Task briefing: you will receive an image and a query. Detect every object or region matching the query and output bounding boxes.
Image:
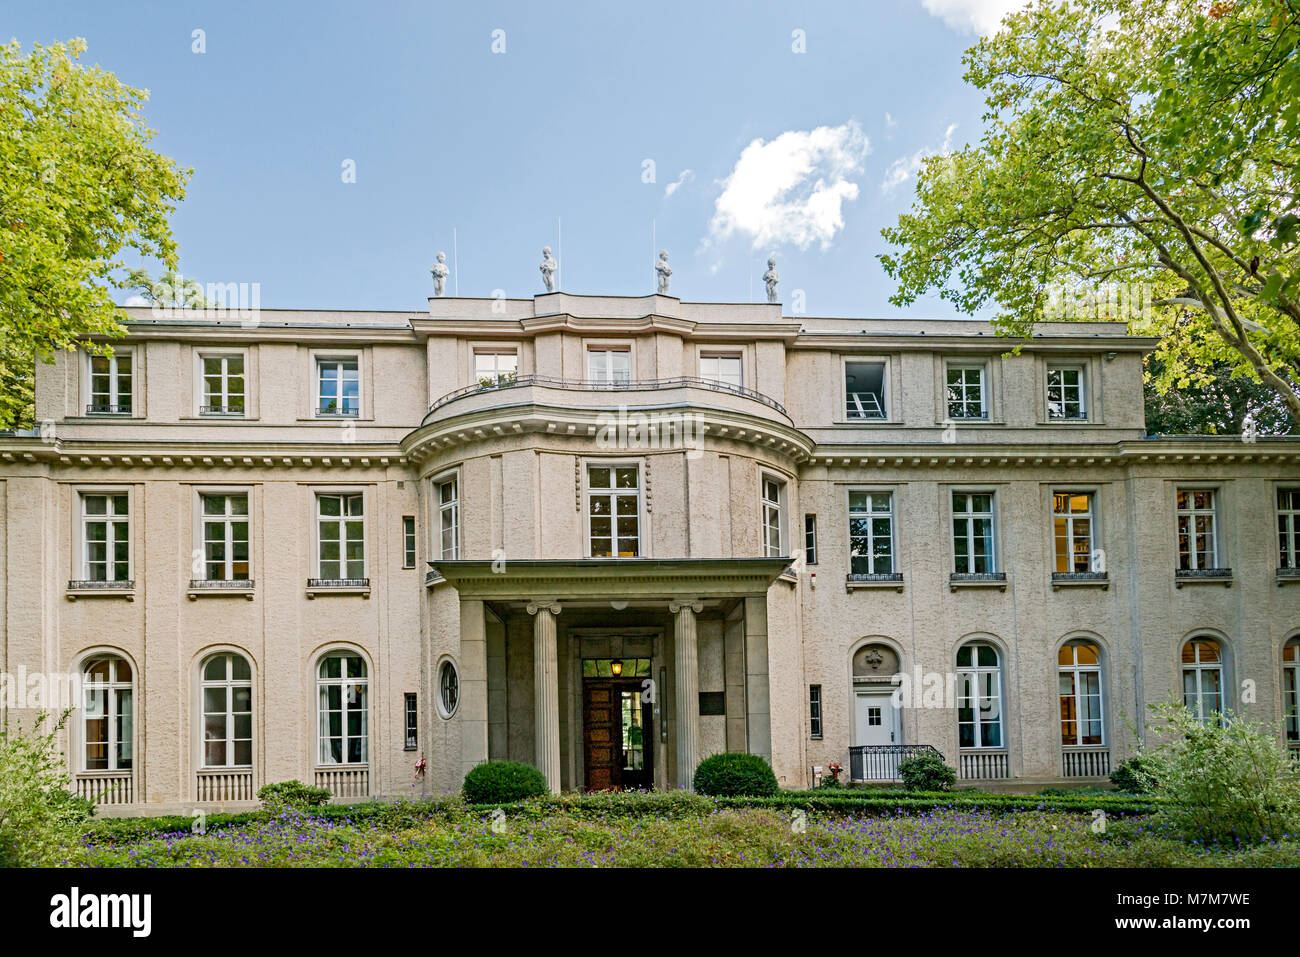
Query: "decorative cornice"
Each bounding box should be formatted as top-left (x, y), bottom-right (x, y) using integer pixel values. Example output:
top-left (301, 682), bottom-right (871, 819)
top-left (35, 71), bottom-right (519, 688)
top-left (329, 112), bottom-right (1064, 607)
top-left (0, 440), bottom-right (408, 470)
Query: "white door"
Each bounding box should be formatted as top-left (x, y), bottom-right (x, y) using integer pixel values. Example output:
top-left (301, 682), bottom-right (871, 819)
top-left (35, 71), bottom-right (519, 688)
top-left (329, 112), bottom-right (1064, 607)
top-left (855, 692), bottom-right (897, 747)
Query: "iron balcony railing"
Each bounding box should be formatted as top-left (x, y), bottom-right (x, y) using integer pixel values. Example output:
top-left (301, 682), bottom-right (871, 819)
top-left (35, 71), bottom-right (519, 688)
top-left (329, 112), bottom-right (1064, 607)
top-left (199, 404), bottom-right (245, 416)
top-left (189, 578), bottom-right (254, 590)
top-left (85, 404), bottom-right (131, 415)
top-left (849, 744), bottom-right (943, 782)
top-left (307, 578), bottom-right (370, 588)
top-left (427, 374), bottom-right (789, 417)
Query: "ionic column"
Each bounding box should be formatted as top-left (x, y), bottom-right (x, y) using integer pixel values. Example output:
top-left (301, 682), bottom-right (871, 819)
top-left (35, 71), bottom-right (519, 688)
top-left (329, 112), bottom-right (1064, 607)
top-left (526, 600), bottom-right (562, 793)
top-left (670, 599), bottom-right (704, 789)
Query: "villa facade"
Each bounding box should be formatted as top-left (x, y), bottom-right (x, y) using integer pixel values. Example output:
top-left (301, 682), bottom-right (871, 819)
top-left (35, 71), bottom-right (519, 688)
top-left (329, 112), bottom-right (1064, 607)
top-left (1, 291), bottom-right (1299, 814)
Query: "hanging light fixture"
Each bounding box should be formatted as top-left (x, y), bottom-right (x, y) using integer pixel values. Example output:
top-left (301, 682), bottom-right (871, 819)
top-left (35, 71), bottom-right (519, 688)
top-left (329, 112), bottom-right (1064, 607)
top-left (610, 659), bottom-right (623, 676)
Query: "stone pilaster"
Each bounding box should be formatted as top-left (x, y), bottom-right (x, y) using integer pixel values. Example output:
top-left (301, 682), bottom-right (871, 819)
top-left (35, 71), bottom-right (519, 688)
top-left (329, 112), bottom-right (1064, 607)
top-left (526, 600), bottom-right (562, 793)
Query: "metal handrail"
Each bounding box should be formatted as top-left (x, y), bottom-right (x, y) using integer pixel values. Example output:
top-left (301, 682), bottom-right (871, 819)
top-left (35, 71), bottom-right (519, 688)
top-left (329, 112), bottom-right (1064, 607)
top-left (427, 374), bottom-right (789, 418)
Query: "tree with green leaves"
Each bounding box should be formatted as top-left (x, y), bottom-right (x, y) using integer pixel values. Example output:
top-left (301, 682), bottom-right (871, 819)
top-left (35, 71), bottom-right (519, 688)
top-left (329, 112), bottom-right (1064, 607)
top-left (880, 0), bottom-right (1300, 429)
top-left (0, 38), bottom-right (189, 430)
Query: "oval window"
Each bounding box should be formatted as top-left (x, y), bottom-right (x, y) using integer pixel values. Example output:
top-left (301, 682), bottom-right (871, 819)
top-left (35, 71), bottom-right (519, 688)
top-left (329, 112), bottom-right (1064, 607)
top-left (438, 660), bottom-right (459, 718)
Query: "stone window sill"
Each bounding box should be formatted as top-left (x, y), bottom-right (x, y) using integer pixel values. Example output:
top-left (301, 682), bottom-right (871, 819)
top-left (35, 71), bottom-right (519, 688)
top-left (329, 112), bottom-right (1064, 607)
top-left (1051, 572), bottom-right (1109, 590)
top-left (949, 572), bottom-right (1008, 592)
top-left (846, 573), bottom-right (904, 592)
top-left (1174, 569), bottom-right (1233, 588)
top-left (188, 579), bottom-right (255, 600)
top-left (66, 581), bottom-right (135, 601)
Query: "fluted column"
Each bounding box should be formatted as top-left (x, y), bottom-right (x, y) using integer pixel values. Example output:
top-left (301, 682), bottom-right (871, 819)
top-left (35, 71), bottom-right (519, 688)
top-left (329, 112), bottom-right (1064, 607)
top-left (670, 599), bottom-right (704, 789)
top-left (526, 600), bottom-right (562, 793)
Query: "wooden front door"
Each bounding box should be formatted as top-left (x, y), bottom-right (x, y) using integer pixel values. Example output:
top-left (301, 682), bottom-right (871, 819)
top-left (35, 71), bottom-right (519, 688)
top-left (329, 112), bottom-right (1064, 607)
top-left (583, 679), bottom-right (654, 791)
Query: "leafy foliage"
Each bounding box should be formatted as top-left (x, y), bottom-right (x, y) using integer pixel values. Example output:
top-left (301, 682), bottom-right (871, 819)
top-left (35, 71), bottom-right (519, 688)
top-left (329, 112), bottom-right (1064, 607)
top-left (1144, 356), bottom-right (1296, 434)
top-left (257, 779), bottom-right (331, 811)
top-left (0, 710), bottom-right (95, 866)
top-left (881, 0), bottom-right (1300, 425)
top-left (461, 761), bottom-right (549, 804)
top-left (0, 38), bottom-right (189, 429)
top-left (1109, 754), bottom-right (1161, 795)
top-left (897, 752), bottom-right (958, 791)
top-left (692, 752), bottom-right (780, 797)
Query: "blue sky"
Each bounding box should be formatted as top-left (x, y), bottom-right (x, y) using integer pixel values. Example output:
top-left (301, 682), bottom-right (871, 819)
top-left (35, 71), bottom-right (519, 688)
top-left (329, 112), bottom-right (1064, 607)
top-left (10, 0), bottom-right (1022, 316)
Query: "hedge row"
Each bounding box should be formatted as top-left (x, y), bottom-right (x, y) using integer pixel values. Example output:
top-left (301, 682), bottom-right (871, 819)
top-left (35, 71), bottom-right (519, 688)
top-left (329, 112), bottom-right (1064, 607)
top-left (85, 788), bottom-right (1156, 843)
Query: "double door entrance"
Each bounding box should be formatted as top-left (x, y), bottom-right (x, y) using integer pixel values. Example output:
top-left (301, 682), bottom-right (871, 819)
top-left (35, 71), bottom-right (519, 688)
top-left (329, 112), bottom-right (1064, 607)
top-left (582, 676), bottom-right (654, 791)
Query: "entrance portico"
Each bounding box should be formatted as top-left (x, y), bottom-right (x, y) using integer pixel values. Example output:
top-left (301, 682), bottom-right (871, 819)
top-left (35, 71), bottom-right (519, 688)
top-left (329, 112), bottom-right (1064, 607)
top-left (431, 558), bottom-right (789, 793)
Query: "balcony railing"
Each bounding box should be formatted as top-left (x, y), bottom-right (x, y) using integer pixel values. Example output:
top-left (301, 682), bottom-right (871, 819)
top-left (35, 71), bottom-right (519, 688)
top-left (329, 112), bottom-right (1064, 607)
top-left (76, 772), bottom-right (134, 805)
top-left (189, 578), bottom-right (254, 590)
top-left (307, 578), bottom-right (370, 588)
top-left (428, 374), bottom-right (789, 417)
top-left (85, 404), bottom-right (131, 415)
top-left (1175, 567), bottom-right (1233, 587)
top-left (959, 749), bottom-right (1010, 779)
top-left (67, 579), bottom-right (134, 591)
top-left (1061, 747), bottom-right (1111, 777)
top-left (316, 766), bottom-right (370, 799)
top-left (197, 769), bottom-right (255, 802)
top-left (199, 404), bottom-right (245, 416)
top-left (849, 744), bottom-right (943, 782)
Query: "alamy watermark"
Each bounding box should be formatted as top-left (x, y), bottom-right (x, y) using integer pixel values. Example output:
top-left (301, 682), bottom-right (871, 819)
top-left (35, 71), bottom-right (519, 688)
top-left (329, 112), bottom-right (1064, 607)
top-left (595, 405), bottom-right (705, 460)
top-left (1044, 281), bottom-right (1152, 321)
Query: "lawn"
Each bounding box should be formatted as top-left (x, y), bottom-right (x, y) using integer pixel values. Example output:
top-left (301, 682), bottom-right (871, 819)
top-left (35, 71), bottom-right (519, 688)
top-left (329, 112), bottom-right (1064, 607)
top-left (68, 796), bottom-right (1300, 868)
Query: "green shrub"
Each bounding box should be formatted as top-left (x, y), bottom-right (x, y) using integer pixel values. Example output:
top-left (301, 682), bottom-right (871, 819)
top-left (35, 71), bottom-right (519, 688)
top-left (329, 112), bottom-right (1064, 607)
top-left (692, 753), bottom-right (779, 797)
top-left (897, 752), bottom-right (958, 791)
top-left (0, 710), bottom-right (94, 866)
top-left (258, 780), bottom-right (331, 811)
top-left (1142, 700), bottom-right (1300, 845)
top-left (1109, 754), bottom-right (1160, 795)
top-left (462, 761), bottom-right (549, 804)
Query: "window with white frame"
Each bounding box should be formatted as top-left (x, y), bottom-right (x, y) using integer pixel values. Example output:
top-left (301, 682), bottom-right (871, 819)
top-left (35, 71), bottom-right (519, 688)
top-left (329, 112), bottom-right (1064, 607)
top-left (1279, 488), bottom-right (1300, 570)
top-left (1182, 637), bottom-right (1224, 722)
top-left (200, 653), bottom-right (253, 768)
top-left (844, 360), bottom-right (887, 419)
top-left (1283, 639), bottom-right (1299, 744)
top-left (82, 654), bottom-right (133, 771)
top-left (952, 491), bottom-right (996, 574)
top-left (1053, 492), bottom-right (1096, 573)
top-left (435, 476), bottom-right (459, 560)
top-left (199, 354), bottom-right (245, 415)
top-left (200, 493), bottom-right (249, 581)
top-left (317, 493), bottom-right (365, 580)
top-left (317, 652), bottom-right (368, 765)
top-left (699, 354), bottom-right (742, 388)
top-left (849, 491), bottom-right (895, 575)
top-left (762, 475), bottom-right (786, 557)
top-left (586, 464), bottom-right (640, 557)
top-left (587, 347), bottom-right (631, 385)
top-left (1046, 364), bottom-right (1087, 420)
top-left (945, 363), bottom-right (986, 419)
top-left (1058, 641), bottom-right (1103, 746)
top-left (80, 492), bottom-right (131, 582)
top-left (87, 351), bottom-right (132, 414)
top-left (474, 349), bottom-right (518, 386)
top-left (956, 641), bottom-right (1003, 749)
top-left (402, 516), bottom-right (416, 568)
top-left (316, 357), bottom-right (359, 416)
top-left (1176, 488), bottom-right (1219, 570)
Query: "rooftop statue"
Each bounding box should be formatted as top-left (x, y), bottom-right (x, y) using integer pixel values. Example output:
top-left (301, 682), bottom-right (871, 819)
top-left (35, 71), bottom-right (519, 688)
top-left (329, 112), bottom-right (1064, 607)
top-left (540, 246), bottom-right (557, 293)
top-left (430, 251), bottom-right (449, 297)
top-left (655, 250), bottom-right (672, 295)
top-left (763, 256), bottom-right (779, 304)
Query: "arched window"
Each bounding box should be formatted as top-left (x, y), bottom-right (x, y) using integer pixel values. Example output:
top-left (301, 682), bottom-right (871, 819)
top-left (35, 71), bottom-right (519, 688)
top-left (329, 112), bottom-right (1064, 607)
top-left (956, 641), bottom-right (1002, 749)
top-left (82, 654), bottom-right (133, 771)
top-left (1283, 638), bottom-right (1299, 745)
top-left (200, 653), bottom-right (252, 768)
top-left (1182, 637), bottom-right (1224, 721)
top-left (1058, 641), bottom-right (1103, 746)
top-left (438, 660), bottom-right (459, 718)
top-left (318, 652), bottom-right (368, 765)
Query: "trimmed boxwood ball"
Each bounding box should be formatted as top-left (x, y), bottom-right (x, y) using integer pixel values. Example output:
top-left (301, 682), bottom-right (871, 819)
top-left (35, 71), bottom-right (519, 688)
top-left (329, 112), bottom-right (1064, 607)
top-left (897, 752), bottom-right (957, 791)
top-left (463, 761), bottom-right (549, 804)
top-left (692, 752), bottom-right (779, 797)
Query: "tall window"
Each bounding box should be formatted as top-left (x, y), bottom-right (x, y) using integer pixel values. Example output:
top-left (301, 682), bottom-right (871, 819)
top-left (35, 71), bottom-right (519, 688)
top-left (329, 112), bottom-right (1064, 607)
top-left (762, 476), bottom-right (785, 557)
top-left (945, 364), bottom-right (986, 419)
top-left (81, 493), bottom-right (130, 582)
top-left (316, 357), bottom-right (359, 416)
top-left (699, 354), bottom-right (742, 388)
top-left (587, 348), bottom-right (631, 384)
top-left (1058, 641), bottom-right (1103, 746)
top-left (474, 350), bottom-right (518, 386)
top-left (82, 655), bottom-right (133, 771)
top-left (317, 493), bottom-right (365, 580)
top-left (1284, 639), bottom-right (1299, 744)
top-left (201, 493), bottom-right (249, 581)
top-left (402, 516), bottom-right (416, 568)
top-left (200, 653), bottom-right (252, 768)
top-left (88, 352), bottom-right (132, 414)
top-left (952, 492), bottom-right (996, 574)
top-left (404, 693), bottom-right (418, 750)
top-left (587, 465), bottom-right (640, 557)
top-left (1182, 637), bottom-right (1224, 721)
top-left (436, 477), bottom-right (459, 560)
top-left (318, 653), bottom-right (368, 765)
top-left (1053, 492), bottom-right (1095, 573)
top-left (809, 685), bottom-right (823, 739)
top-left (956, 642), bottom-right (1003, 749)
top-left (804, 514), bottom-right (818, 565)
top-left (200, 354), bottom-right (245, 415)
top-left (1279, 488), bottom-right (1300, 570)
top-left (1047, 365), bottom-right (1087, 420)
top-left (849, 491), bottom-right (894, 575)
top-left (844, 360), bottom-right (887, 419)
top-left (1176, 489), bottom-right (1218, 570)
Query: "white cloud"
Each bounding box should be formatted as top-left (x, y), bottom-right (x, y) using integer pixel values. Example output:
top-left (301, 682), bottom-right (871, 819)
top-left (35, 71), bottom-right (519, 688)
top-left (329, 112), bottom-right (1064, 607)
top-left (919, 0), bottom-right (1037, 34)
top-left (707, 121), bottom-right (870, 251)
top-left (124, 295), bottom-right (149, 307)
top-left (664, 168), bottom-right (694, 198)
top-left (880, 123), bottom-right (957, 195)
